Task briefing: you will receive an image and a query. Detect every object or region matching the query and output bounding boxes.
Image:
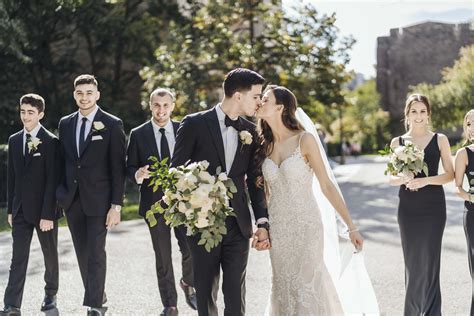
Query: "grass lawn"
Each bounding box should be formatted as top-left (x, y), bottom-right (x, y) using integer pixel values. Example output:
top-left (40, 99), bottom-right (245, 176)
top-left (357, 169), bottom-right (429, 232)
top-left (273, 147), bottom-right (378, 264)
top-left (0, 182), bottom-right (143, 233)
top-left (0, 203), bottom-right (141, 233)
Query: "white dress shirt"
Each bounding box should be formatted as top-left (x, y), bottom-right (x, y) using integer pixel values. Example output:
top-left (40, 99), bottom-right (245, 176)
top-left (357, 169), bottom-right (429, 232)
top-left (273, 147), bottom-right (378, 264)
top-left (215, 104), bottom-right (238, 174)
top-left (216, 105), bottom-right (269, 225)
top-left (76, 105), bottom-right (99, 156)
top-left (151, 119), bottom-right (175, 159)
top-left (135, 119), bottom-right (175, 185)
top-left (23, 123), bottom-right (42, 155)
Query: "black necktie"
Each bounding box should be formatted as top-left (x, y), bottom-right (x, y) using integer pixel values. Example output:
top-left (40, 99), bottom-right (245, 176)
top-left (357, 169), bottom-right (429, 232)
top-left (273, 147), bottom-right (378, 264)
top-left (224, 115), bottom-right (241, 131)
top-left (159, 128), bottom-right (170, 163)
top-left (24, 133), bottom-right (31, 160)
top-left (79, 117), bottom-right (88, 155)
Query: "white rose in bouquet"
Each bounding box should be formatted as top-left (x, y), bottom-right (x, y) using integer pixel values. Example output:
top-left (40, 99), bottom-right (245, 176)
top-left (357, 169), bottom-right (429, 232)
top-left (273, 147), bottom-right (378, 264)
top-left (393, 146), bottom-right (409, 163)
top-left (198, 170), bottom-right (215, 184)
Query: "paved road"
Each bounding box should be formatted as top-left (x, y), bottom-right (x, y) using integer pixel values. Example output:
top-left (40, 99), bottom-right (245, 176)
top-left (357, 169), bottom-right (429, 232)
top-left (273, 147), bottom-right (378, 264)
top-left (0, 156), bottom-right (470, 315)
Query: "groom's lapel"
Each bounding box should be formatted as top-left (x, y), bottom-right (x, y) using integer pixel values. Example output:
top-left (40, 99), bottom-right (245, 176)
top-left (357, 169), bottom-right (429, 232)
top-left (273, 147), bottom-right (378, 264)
top-left (144, 121), bottom-right (159, 160)
top-left (228, 117), bottom-right (246, 175)
top-left (80, 108), bottom-right (103, 157)
top-left (204, 108), bottom-right (226, 171)
top-left (68, 112), bottom-right (79, 159)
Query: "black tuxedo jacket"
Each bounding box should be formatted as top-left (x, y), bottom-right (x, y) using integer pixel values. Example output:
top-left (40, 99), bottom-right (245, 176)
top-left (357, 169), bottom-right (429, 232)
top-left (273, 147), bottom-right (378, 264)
top-left (7, 126), bottom-right (60, 224)
top-left (56, 107), bottom-right (126, 216)
top-left (126, 120), bottom-right (179, 217)
top-left (172, 107), bottom-right (268, 238)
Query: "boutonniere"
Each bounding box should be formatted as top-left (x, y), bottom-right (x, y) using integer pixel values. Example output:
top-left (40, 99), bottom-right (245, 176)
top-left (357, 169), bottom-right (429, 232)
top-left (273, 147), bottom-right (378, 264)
top-left (239, 130), bottom-right (253, 146)
top-left (92, 121), bottom-right (106, 133)
top-left (27, 136), bottom-right (42, 153)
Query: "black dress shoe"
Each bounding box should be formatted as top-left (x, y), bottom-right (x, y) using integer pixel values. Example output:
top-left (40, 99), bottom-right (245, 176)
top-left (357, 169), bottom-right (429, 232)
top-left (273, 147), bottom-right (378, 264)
top-left (160, 307), bottom-right (178, 316)
top-left (180, 278), bottom-right (197, 310)
top-left (87, 307), bottom-right (108, 316)
top-left (0, 305), bottom-right (21, 316)
top-left (41, 295), bottom-right (57, 311)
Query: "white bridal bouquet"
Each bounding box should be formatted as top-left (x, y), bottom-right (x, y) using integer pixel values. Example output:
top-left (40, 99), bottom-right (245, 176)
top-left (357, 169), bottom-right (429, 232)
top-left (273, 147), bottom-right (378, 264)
top-left (379, 140), bottom-right (428, 178)
top-left (146, 158), bottom-right (237, 252)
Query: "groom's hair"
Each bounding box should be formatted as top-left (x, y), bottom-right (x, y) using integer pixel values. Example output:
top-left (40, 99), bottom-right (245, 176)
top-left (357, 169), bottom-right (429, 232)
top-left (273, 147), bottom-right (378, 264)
top-left (223, 68), bottom-right (265, 97)
top-left (20, 93), bottom-right (45, 113)
top-left (74, 74), bottom-right (98, 89)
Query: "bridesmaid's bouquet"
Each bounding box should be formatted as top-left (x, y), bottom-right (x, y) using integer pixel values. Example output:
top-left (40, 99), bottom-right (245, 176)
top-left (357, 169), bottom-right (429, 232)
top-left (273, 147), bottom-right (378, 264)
top-left (379, 140), bottom-right (428, 178)
top-left (146, 158), bottom-right (236, 252)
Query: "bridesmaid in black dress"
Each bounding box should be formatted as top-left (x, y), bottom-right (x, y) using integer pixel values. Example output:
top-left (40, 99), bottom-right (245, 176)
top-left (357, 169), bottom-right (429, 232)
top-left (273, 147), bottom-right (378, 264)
top-left (454, 109), bottom-right (474, 315)
top-left (389, 94), bottom-right (454, 316)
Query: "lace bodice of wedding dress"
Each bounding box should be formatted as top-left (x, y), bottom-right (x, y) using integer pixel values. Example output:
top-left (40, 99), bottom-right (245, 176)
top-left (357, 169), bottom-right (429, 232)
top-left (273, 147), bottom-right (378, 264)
top-left (262, 140), bottom-right (343, 315)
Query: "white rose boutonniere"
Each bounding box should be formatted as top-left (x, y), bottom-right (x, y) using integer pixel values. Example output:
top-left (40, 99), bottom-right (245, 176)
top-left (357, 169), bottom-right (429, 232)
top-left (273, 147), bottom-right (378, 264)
top-left (92, 121), bottom-right (106, 133)
top-left (239, 130), bottom-right (252, 145)
top-left (27, 136), bottom-right (42, 153)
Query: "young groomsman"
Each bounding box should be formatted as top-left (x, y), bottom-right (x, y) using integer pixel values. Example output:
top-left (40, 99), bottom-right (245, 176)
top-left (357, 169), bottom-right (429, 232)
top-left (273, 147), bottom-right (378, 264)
top-left (1, 94), bottom-right (60, 315)
top-left (56, 75), bottom-right (126, 316)
top-left (126, 88), bottom-right (197, 316)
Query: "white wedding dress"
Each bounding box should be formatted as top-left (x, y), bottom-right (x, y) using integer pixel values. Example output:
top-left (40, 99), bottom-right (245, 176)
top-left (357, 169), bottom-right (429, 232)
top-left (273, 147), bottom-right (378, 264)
top-left (262, 136), bottom-right (344, 315)
top-left (262, 109), bottom-right (379, 316)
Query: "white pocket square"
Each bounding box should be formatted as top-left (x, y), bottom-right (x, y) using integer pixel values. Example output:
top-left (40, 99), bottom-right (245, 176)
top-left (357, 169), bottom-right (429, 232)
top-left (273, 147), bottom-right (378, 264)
top-left (92, 135), bottom-right (103, 141)
top-left (33, 152), bottom-right (41, 157)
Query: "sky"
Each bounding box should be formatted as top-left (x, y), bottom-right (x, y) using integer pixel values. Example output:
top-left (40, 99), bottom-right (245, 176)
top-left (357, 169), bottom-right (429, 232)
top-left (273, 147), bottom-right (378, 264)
top-left (282, 0), bottom-right (473, 78)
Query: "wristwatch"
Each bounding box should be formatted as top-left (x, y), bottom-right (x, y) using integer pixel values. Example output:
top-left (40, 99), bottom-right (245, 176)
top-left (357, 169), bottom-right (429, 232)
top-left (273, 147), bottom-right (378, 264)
top-left (111, 204), bottom-right (122, 213)
top-left (257, 222), bottom-right (270, 231)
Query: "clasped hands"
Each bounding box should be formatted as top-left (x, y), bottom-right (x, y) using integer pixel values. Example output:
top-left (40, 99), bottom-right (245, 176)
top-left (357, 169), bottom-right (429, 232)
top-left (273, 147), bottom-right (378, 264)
top-left (400, 173), bottom-right (428, 191)
top-left (251, 227), bottom-right (271, 251)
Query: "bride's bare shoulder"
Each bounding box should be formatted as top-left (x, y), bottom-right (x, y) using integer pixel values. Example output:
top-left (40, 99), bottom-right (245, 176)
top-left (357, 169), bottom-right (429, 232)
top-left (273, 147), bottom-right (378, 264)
top-left (299, 132), bottom-right (320, 154)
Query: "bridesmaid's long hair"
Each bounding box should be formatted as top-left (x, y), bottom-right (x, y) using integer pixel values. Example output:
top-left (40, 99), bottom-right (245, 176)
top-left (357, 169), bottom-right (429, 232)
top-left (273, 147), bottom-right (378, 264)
top-left (463, 110), bottom-right (474, 146)
top-left (255, 85), bottom-right (304, 187)
top-left (403, 93), bottom-right (432, 131)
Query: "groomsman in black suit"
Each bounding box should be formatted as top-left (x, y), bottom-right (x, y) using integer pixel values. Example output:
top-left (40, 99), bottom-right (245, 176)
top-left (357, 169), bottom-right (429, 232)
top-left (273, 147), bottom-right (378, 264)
top-left (1, 94), bottom-right (60, 316)
top-left (172, 68), bottom-right (270, 316)
top-left (56, 75), bottom-right (126, 316)
top-left (126, 88), bottom-right (197, 316)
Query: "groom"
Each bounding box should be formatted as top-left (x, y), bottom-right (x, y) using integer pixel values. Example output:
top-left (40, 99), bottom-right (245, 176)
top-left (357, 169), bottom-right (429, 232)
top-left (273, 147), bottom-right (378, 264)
top-left (172, 68), bottom-right (269, 315)
top-left (56, 74), bottom-right (126, 315)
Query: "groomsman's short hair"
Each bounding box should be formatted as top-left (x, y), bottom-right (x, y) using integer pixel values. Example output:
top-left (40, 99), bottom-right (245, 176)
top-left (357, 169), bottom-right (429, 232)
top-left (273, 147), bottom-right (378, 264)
top-left (74, 74), bottom-right (98, 88)
top-left (223, 68), bottom-right (265, 97)
top-left (149, 88), bottom-right (175, 103)
top-left (20, 93), bottom-right (45, 113)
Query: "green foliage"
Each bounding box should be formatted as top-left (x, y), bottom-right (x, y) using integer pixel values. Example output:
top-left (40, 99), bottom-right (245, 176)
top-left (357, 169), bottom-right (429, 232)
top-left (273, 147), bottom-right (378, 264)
top-left (411, 45), bottom-right (474, 130)
top-left (141, 1), bottom-right (354, 118)
top-left (0, 0), bottom-right (182, 142)
top-left (330, 79), bottom-right (390, 153)
top-left (146, 159), bottom-right (236, 252)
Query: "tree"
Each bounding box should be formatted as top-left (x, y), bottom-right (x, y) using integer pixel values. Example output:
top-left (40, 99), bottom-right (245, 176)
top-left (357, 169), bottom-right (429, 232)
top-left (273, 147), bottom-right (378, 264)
top-left (330, 79), bottom-right (390, 153)
top-left (141, 0), bottom-right (354, 120)
top-left (0, 0), bottom-right (181, 142)
top-left (411, 44), bottom-right (474, 130)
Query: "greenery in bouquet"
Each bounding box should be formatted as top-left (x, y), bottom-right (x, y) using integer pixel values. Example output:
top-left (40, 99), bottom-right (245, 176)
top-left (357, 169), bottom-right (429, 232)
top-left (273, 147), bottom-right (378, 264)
top-left (379, 140), bottom-right (428, 178)
top-left (146, 157), bottom-right (237, 252)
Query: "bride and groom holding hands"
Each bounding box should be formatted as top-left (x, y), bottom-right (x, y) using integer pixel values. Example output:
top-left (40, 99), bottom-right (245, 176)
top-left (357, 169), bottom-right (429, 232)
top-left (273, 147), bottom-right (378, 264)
top-left (168, 68), bottom-right (377, 315)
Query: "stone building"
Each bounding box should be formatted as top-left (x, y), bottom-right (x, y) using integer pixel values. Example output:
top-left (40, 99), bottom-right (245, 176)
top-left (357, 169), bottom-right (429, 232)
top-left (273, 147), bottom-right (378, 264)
top-left (376, 21), bottom-right (473, 129)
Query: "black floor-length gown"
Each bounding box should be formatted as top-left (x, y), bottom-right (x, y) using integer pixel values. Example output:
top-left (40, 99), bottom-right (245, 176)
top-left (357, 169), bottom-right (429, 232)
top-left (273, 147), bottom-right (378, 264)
top-left (398, 134), bottom-right (446, 316)
top-left (463, 147), bottom-right (474, 315)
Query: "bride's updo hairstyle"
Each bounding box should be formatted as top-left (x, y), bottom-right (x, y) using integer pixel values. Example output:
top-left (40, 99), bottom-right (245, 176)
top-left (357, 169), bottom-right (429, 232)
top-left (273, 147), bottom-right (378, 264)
top-left (255, 85), bottom-right (304, 187)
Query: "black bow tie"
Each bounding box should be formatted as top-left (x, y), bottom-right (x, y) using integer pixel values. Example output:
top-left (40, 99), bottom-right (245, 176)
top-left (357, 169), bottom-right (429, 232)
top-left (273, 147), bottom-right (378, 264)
top-left (224, 115), bottom-right (242, 131)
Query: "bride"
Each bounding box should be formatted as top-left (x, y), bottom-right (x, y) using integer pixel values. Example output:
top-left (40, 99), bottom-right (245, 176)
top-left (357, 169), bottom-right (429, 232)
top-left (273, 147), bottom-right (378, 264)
top-left (254, 85), bottom-right (378, 315)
